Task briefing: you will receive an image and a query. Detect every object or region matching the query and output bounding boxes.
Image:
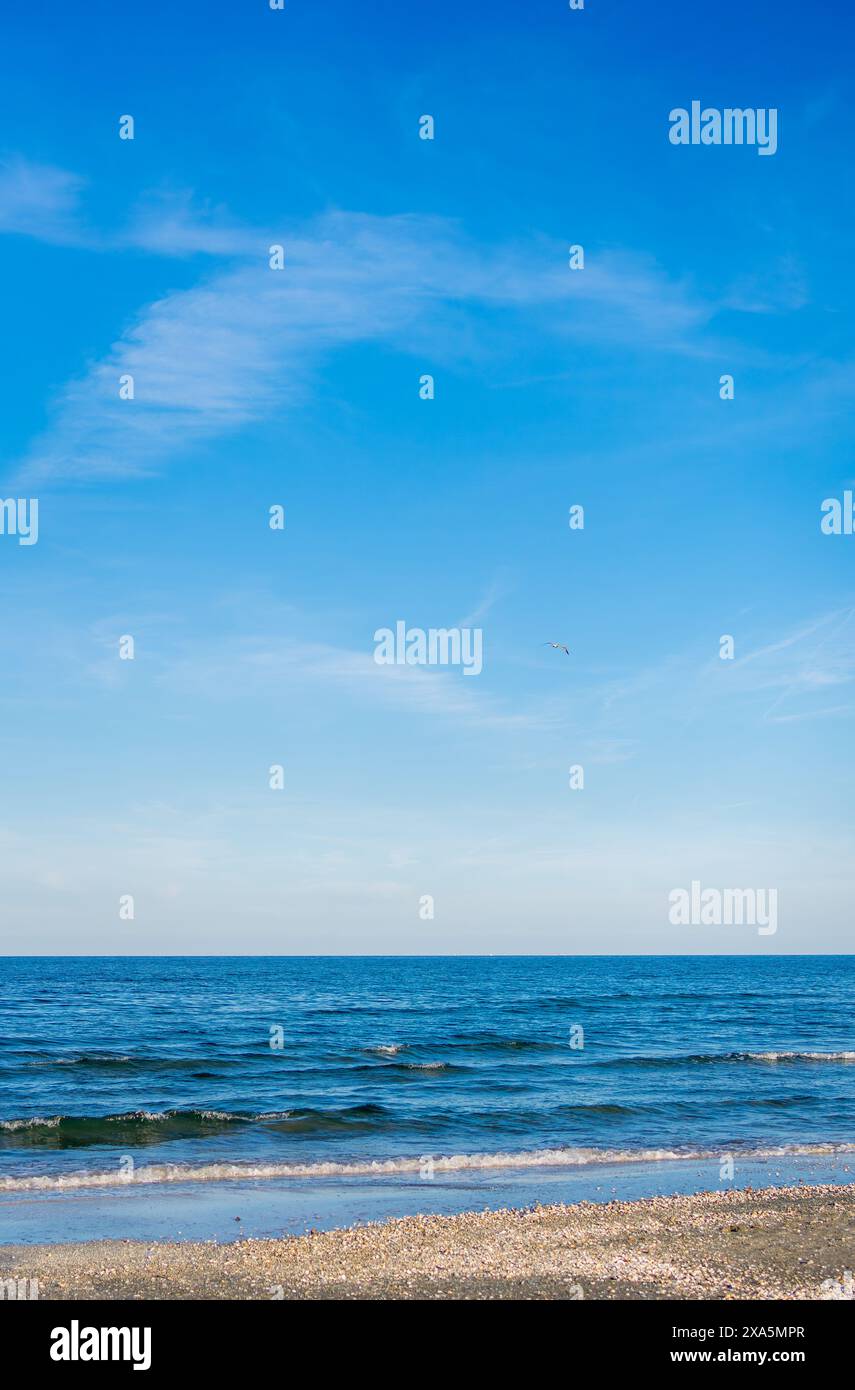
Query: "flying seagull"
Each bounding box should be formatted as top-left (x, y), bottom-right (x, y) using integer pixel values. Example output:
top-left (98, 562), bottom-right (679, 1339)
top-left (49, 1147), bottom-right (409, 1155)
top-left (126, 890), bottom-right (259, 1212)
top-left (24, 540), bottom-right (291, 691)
top-left (542, 642), bottom-right (571, 655)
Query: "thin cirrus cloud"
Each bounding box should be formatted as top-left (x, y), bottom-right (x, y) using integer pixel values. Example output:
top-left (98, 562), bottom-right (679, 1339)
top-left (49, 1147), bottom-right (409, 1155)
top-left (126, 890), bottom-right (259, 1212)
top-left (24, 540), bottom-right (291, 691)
top-left (136, 606), bottom-right (855, 736)
top-left (156, 631), bottom-right (559, 732)
top-left (2, 157), bottom-right (726, 486)
top-left (599, 610), bottom-right (855, 730)
top-left (0, 157), bottom-right (90, 245)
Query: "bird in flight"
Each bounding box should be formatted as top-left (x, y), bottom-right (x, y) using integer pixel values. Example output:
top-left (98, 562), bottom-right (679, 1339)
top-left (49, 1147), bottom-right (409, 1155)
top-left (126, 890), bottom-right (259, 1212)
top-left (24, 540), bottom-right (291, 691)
top-left (542, 642), bottom-right (571, 655)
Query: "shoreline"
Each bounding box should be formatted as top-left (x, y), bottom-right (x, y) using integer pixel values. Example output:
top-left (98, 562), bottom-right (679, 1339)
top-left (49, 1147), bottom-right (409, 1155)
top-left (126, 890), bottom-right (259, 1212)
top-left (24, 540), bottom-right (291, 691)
top-left (2, 1184), bottom-right (853, 1300)
top-left (4, 1139), bottom-right (854, 1194)
top-left (2, 1149), bottom-right (852, 1247)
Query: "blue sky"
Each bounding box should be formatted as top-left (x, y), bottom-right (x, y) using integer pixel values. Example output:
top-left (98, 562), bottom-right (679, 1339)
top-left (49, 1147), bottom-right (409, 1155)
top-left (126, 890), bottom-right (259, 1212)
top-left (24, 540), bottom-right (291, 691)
top-left (0, 0), bottom-right (852, 953)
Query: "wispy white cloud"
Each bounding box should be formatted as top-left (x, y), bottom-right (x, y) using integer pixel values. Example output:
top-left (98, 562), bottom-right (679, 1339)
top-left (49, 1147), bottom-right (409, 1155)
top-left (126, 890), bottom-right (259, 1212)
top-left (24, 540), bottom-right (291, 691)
top-left (0, 158), bottom-right (89, 245)
top-left (722, 255), bottom-right (810, 314)
top-left (457, 575), bottom-right (511, 629)
top-left (125, 188), bottom-right (267, 258)
top-left (145, 606), bottom-right (855, 750)
top-left (2, 156), bottom-right (728, 484)
top-left (753, 608), bottom-right (855, 722)
top-left (598, 610), bottom-right (855, 732)
top-left (7, 158), bottom-right (841, 491)
top-left (158, 630), bottom-right (556, 731)
top-left (766, 703), bottom-right (855, 724)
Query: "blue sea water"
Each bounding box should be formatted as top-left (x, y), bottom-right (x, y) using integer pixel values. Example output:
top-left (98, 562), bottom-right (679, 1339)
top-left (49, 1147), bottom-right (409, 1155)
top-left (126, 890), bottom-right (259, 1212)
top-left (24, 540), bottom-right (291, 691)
top-left (0, 956), bottom-right (853, 1242)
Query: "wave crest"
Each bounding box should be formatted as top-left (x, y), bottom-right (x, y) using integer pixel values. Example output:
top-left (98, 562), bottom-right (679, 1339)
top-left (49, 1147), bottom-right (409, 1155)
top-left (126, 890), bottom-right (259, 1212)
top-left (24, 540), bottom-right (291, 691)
top-left (2, 1141), bottom-right (853, 1193)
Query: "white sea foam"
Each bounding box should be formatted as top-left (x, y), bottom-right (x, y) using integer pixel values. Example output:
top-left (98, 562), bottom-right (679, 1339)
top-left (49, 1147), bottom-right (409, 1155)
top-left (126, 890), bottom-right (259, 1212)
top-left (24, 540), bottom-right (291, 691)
top-left (743, 1051), bottom-right (855, 1062)
top-left (2, 1142), bottom-right (853, 1194)
top-left (0, 1115), bottom-right (61, 1132)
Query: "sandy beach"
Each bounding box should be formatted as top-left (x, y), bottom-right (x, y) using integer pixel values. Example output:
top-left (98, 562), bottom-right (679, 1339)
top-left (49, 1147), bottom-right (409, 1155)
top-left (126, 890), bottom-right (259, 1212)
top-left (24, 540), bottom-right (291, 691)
top-left (2, 1184), bottom-right (852, 1301)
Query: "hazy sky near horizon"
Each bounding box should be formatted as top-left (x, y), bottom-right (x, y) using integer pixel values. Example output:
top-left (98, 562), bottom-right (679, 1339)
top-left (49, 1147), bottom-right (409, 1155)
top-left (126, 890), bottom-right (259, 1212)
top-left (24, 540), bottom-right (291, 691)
top-left (0, 0), bottom-right (853, 954)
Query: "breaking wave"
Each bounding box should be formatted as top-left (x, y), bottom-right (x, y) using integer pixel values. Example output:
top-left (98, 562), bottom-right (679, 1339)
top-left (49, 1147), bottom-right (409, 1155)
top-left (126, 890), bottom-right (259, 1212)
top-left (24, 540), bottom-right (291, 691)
top-left (0, 1104), bottom-right (391, 1147)
top-left (598, 1050), bottom-right (855, 1068)
top-left (1, 1141), bottom-right (853, 1193)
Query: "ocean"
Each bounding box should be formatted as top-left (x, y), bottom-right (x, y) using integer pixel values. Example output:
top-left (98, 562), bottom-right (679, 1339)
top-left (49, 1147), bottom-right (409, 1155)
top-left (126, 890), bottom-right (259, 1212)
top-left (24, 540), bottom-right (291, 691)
top-left (1, 955), bottom-right (853, 1243)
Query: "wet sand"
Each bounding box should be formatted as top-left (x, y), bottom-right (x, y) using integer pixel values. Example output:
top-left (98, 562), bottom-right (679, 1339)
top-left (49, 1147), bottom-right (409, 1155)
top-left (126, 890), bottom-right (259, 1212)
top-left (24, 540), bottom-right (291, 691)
top-left (2, 1184), bottom-right (852, 1300)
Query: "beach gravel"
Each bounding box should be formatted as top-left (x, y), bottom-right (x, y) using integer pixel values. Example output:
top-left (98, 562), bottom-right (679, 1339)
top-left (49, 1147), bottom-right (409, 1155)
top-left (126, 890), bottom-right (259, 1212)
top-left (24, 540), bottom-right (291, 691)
top-left (1, 1184), bottom-right (853, 1301)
